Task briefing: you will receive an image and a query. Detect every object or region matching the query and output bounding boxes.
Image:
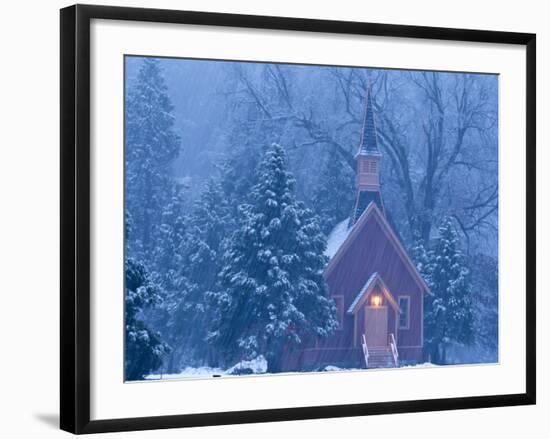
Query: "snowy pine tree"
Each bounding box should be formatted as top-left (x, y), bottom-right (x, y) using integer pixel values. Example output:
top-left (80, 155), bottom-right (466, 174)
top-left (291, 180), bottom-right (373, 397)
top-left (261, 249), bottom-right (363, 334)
top-left (468, 253), bottom-right (498, 362)
top-left (125, 58), bottom-right (181, 259)
top-left (208, 144), bottom-right (338, 372)
top-left (423, 217), bottom-right (474, 364)
top-left (312, 145), bottom-right (355, 234)
top-left (149, 183), bottom-right (188, 281)
top-left (125, 258), bottom-right (171, 381)
top-left (409, 231), bottom-right (430, 276)
top-left (185, 178), bottom-right (233, 291)
top-left (168, 178), bottom-right (233, 367)
top-left (219, 142), bottom-right (263, 215)
top-left (139, 184), bottom-right (191, 372)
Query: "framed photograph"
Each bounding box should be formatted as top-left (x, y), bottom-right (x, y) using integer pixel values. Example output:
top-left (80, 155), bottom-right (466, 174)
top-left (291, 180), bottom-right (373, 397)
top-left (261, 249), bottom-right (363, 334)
top-left (60, 4), bottom-right (536, 434)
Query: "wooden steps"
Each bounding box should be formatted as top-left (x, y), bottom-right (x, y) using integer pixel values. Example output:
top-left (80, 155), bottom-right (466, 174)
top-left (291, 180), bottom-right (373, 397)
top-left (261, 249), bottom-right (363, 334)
top-left (367, 346), bottom-right (398, 369)
top-left (361, 334), bottom-right (399, 369)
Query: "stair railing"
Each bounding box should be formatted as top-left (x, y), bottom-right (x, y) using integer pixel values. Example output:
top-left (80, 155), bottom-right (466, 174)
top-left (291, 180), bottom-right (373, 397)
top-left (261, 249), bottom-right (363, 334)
top-left (389, 333), bottom-right (399, 366)
top-left (361, 334), bottom-right (369, 368)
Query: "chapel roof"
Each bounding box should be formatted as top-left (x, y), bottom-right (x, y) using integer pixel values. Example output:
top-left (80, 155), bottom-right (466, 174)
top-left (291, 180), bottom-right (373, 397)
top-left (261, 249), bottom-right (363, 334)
top-left (324, 201), bottom-right (430, 295)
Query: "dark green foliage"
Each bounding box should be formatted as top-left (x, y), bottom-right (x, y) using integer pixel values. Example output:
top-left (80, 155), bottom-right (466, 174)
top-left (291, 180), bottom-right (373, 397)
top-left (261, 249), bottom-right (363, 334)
top-left (207, 144), bottom-right (338, 372)
top-left (469, 253), bottom-right (498, 360)
top-left (168, 178), bottom-right (233, 367)
top-left (149, 183), bottom-right (188, 279)
top-left (312, 145), bottom-right (355, 234)
top-left (219, 143), bottom-right (263, 213)
top-left (122, 59), bottom-right (498, 373)
top-left (125, 58), bottom-right (181, 258)
top-left (186, 179), bottom-right (233, 289)
top-left (423, 218), bottom-right (474, 364)
top-left (124, 59), bottom-right (185, 373)
top-left (125, 258), bottom-right (171, 381)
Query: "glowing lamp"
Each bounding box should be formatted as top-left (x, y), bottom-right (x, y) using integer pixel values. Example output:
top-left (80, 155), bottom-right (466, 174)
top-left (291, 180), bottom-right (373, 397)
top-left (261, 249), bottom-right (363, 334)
top-left (371, 295), bottom-right (381, 307)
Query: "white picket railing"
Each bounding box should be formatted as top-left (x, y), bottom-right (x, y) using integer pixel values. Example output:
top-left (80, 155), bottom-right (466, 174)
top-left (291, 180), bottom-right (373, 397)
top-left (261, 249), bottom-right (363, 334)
top-left (361, 334), bottom-right (369, 368)
top-left (389, 333), bottom-right (399, 366)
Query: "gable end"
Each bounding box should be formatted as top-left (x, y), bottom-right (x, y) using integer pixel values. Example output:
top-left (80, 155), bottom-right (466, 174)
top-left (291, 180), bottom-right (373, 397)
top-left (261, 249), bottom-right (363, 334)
top-left (324, 202), bottom-right (430, 295)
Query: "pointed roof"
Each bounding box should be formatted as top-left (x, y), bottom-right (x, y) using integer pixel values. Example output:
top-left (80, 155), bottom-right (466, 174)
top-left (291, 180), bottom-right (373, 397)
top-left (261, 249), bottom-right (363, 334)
top-left (324, 201), bottom-right (430, 295)
top-left (356, 86), bottom-right (381, 157)
top-left (347, 272), bottom-right (400, 314)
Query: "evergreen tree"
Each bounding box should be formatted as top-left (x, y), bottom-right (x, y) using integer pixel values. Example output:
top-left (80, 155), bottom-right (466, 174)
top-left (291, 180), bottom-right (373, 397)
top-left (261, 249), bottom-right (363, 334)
top-left (423, 217), bottom-right (474, 364)
top-left (208, 144), bottom-right (338, 372)
top-left (219, 141), bottom-right (262, 214)
top-left (149, 183), bottom-right (188, 280)
top-left (468, 253), bottom-right (498, 361)
top-left (142, 184), bottom-right (190, 372)
top-left (168, 178), bottom-right (233, 367)
top-left (125, 58), bottom-right (181, 259)
top-left (409, 231), bottom-right (430, 276)
top-left (186, 178), bottom-right (233, 290)
top-left (312, 145), bottom-right (355, 234)
top-left (125, 258), bottom-right (171, 381)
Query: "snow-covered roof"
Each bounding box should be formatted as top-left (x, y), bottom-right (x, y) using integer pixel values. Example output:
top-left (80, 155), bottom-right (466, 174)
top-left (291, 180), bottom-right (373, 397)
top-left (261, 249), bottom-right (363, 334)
top-left (325, 200), bottom-right (380, 261)
top-left (347, 272), bottom-right (378, 313)
top-left (325, 218), bottom-right (351, 259)
top-left (324, 202), bottom-right (431, 295)
top-left (347, 272), bottom-right (400, 314)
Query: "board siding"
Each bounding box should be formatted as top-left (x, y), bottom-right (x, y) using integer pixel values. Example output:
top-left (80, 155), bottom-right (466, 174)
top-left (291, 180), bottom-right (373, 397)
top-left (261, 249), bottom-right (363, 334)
top-left (283, 212), bottom-right (424, 369)
top-left (325, 215), bottom-right (423, 349)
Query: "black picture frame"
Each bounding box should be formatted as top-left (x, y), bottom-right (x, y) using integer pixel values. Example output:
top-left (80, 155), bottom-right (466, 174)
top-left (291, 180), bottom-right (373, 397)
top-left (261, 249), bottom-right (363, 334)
top-left (60, 4), bottom-right (536, 434)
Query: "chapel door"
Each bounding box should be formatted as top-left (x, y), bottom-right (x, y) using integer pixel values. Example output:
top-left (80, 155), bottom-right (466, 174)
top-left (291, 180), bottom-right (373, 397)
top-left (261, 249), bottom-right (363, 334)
top-left (364, 306), bottom-right (388, 347)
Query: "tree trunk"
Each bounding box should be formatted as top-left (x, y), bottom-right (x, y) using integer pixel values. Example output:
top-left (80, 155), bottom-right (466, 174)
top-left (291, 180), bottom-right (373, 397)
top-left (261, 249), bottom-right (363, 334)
top-left (429, 343), bottom-right (441, 365)
top-left (266, 345), bottom-right (285, 373)
top-left (440, 344), bottom-right (447, 365)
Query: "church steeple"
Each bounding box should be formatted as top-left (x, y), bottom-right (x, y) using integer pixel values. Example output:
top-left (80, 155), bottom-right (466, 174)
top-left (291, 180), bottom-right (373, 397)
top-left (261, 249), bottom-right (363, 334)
top-left (357, 86), bottom-right (381, 157)
top-left (349, 86), bottom-right (385, 227)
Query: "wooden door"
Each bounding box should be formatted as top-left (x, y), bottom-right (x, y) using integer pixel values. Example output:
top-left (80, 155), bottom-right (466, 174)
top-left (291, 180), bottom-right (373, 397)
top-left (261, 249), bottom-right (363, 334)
top-left (364, 306), bottom-right (388, 347)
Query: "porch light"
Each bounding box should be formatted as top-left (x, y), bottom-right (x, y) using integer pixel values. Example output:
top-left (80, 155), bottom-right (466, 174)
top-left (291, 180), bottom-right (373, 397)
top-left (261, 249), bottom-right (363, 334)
top-left (371, 294), bottom-right (382, 307)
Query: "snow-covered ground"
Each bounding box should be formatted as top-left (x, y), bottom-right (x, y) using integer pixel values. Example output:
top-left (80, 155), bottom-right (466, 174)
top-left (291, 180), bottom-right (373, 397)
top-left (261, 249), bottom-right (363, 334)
top-left (146, 358), bottom-right (436, 381)
top-left (146, 356), bottom-right (268, 380)
top-left (147, 366), bottom-right (225, 380)
top-left (400, 362), bottom-right (437, 369)
top-left (321, 363), bottom-right (436, 372)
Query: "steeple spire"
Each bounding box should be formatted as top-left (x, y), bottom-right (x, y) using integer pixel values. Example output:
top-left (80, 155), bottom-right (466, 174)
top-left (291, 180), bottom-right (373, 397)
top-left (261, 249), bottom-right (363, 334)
top-left (349, 86), bottom-right (385, 228)
top-left (356, 86), bottom-right (381, 157)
